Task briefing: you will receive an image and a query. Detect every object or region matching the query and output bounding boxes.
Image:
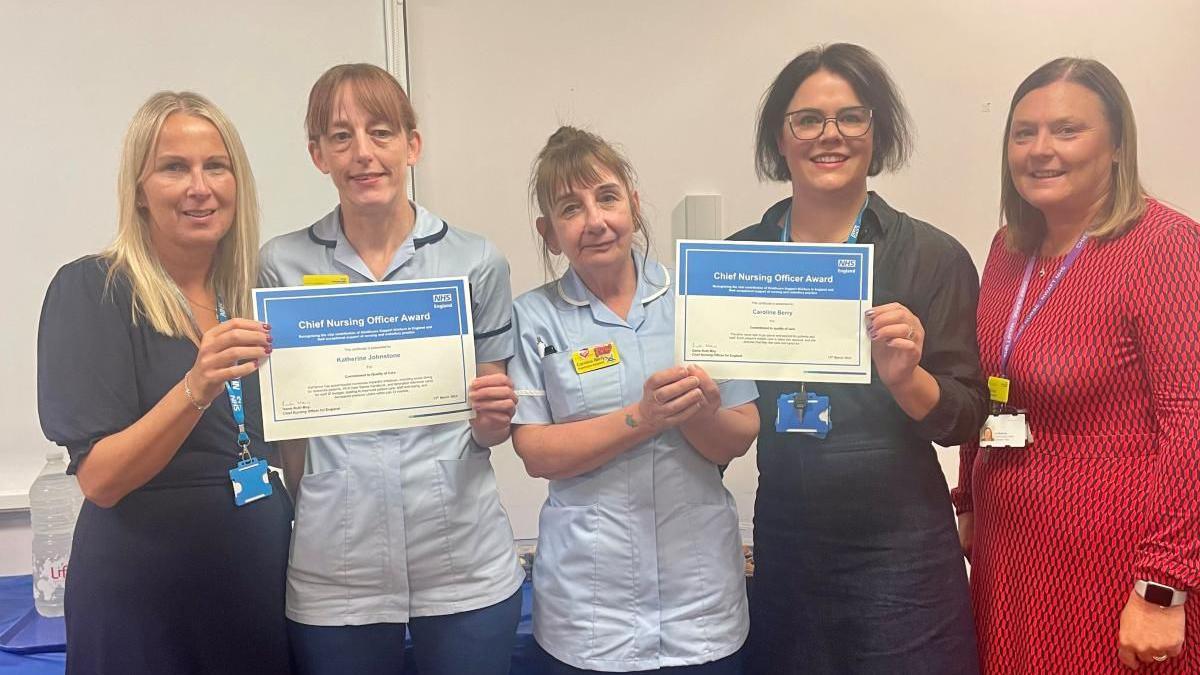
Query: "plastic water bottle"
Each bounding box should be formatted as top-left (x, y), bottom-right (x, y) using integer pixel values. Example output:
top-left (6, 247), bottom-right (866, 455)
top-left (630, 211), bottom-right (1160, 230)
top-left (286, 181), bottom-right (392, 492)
top-left (28, 449), bottom-right (82, 617)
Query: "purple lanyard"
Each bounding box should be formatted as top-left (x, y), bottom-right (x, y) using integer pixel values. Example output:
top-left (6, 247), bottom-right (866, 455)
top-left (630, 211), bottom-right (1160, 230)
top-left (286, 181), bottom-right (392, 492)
top-left (999, 234), bottom-right (1088, 377)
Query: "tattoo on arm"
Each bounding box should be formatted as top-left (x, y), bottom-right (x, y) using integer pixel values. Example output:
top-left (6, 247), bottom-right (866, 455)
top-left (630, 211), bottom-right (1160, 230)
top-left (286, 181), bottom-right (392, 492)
top-left (625, 413), bottom-right (638, 428)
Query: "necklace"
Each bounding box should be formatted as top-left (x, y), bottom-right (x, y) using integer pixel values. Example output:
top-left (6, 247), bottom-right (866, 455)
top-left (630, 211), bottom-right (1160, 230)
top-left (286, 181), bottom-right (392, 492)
top-left (186, 296), bottom-right (217, 312)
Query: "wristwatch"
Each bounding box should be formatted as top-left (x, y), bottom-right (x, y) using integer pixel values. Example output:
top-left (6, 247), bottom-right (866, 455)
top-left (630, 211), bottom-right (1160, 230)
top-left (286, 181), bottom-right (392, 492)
top-left (1135, 580), bottom-right (1188, 608)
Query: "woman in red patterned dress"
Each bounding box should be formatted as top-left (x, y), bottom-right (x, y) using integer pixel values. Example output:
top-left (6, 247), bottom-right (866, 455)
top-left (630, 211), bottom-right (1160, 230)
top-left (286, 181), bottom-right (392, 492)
top-left (954, 57), bottom-right (1200, 672)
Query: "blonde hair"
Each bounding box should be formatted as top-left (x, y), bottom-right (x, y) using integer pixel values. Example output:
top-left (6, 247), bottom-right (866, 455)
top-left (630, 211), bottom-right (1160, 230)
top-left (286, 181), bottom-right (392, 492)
top-left (528, 126), bottom-right (650, 277)
top-left (104, 91), bottom-right (260, 338)
top-left (1000, 57), bottom-right (1145, 254)
top-left (306, 63), bottom-right (417, 141)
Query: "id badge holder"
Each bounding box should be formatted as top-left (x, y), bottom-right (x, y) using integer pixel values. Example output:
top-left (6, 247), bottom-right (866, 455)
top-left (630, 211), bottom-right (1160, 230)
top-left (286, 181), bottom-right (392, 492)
top-left (979, 411), bottom-right (1031, 449)
top-left (775, 387), bottom-right (831, 439)
top-left (230, 457), bottom-right (273, 506)
top-left (981, 375), bottom-right (1030, 448)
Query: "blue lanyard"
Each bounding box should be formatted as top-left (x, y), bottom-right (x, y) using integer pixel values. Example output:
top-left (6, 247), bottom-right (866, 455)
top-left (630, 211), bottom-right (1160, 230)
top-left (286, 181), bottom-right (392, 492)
top-left (998, 234), bottom-right (1089, 377)
top-left (215, 298), bottom-right (252, 461)
top-left (780, 196), bottom-right (869, 244)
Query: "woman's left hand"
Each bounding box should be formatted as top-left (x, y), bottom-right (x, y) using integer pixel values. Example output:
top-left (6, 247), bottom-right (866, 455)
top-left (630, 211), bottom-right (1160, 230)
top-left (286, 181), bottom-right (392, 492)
top-left (866, 302), bottom-right (924, 387)
top-left (1117, 591), bottom-right (1185, 669)
top-left (468, 372), bottom-right (518, 444)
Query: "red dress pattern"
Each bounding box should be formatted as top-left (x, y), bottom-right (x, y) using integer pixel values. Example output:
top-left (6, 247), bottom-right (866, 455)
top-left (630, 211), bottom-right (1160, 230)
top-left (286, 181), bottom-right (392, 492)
top-left (955, 199), bottom-right (1200, 673)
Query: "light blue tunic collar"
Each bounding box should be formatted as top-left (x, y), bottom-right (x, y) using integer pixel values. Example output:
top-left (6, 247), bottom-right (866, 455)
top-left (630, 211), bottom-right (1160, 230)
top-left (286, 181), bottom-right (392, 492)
top-left (311, 202), bottom-right (448, 281)
top-left (555, 251), bottom-right (671, 329)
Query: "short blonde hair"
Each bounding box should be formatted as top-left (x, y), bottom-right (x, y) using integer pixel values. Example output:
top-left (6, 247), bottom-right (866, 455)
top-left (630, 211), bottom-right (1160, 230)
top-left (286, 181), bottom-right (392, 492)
top-left (105, 91), bottom-right (261, 338)
top-left (528, 126), bottom-right (651, 278)
top-left (1000, 57), bottom-right (1145, 254)
top-left (305, 63), bottom-right (417, 141)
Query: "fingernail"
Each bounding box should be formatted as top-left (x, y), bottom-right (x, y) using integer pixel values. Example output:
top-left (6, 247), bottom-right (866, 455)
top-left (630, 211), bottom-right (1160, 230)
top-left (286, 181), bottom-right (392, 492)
top-left (262, 323), bottom-right (271, 330)
top-left (864, 309), bottom-right (875, 317)
top-left (265, 346), bottom-right (273, 354)
top-left (266, 335), bottom-right (274, 343)
top-left (869, 330), bottom-right (878, 339)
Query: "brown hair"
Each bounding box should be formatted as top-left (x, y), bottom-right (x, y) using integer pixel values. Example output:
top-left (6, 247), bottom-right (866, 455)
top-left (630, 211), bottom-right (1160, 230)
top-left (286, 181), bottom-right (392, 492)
top-left (528, 126), bottom-right (651, 277)
top-left (305, 63), bottom-right (417, 141)
top-left (755, 43), bottom-right (913, 181)
top-left (1000, 57), bottom-right (1145, 253)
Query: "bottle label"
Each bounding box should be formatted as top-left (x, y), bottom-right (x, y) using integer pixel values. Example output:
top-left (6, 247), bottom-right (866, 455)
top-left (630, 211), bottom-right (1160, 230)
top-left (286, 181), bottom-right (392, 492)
top-left (34, 555), bottom-right (68, 600)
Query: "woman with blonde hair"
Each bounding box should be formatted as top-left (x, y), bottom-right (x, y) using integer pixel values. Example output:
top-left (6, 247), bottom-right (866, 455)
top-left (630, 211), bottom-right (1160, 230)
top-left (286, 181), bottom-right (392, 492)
top-left (37, 91), bottom-right (290, 674)
top-left (956, 57), bottom-right (1200, 673)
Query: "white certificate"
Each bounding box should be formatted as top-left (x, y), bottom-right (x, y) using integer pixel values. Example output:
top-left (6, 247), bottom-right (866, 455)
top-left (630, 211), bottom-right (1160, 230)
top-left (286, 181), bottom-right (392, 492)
top-left (253, 278), bottom-right (476, 441)
top-left (675, 240), bottom-right (874, 383)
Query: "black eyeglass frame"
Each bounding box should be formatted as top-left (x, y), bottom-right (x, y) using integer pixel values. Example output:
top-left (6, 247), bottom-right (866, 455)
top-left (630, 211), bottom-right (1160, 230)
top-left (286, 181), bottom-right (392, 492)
top-left (784, 106), bottom-right (874, 140)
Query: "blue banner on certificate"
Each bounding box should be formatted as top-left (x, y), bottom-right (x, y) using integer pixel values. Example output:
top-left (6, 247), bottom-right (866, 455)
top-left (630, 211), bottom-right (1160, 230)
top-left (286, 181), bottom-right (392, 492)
top-left (253, 278), bottom-right (475, 440)
top-left (675, 240), bottom-right (873, 384)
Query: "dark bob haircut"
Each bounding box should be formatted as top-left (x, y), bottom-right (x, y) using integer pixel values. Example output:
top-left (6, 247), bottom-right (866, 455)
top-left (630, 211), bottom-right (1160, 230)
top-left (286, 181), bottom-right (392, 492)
top-left (755, 43), bottom-right (913, 181)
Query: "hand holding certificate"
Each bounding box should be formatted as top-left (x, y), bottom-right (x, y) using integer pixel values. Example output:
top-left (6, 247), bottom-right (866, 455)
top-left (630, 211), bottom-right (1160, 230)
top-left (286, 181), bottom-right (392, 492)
top-left (675, 240), bottom-right (873, 383)
top-left (253, 278), bottom-right (476, 440)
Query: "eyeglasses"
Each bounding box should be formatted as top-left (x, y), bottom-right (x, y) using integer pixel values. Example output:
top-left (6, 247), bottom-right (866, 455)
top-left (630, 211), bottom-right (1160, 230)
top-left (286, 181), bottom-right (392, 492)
top-left (784, 106), bottom-right (874, 140)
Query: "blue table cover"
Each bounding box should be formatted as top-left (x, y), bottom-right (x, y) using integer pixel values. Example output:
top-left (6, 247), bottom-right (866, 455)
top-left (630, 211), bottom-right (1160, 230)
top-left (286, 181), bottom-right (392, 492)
top-left (0, 575), bottom-right (540, 674)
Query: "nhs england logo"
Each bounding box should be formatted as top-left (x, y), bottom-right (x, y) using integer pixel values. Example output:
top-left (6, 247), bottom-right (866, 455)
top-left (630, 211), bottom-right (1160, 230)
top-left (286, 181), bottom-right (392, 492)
top-left (837, 258), bottom-right (857, 270)
top-left (432, 293), bottom-right (453, 303)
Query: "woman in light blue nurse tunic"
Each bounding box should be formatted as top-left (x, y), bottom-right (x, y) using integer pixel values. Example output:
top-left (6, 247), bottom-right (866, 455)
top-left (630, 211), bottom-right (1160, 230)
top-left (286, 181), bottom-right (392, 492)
top-left (509, 126), bottom-right (760, 674)
top-left (258, 64), bottom-right (524, 675)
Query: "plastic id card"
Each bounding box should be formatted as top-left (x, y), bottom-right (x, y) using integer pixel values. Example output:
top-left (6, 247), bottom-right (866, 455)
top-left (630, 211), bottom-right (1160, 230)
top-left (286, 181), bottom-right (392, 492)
top-left (979, 413), bottom-right (1029, 448)
top-left (229, 457), bottom-right (273, 506)
top-left (775, 392), bottom-right (831, 438)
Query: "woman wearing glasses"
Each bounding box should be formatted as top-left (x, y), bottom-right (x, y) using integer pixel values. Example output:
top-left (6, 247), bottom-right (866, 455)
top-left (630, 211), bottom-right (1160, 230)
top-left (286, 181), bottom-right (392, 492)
top-left (730, 43), bottom-right (987, 673)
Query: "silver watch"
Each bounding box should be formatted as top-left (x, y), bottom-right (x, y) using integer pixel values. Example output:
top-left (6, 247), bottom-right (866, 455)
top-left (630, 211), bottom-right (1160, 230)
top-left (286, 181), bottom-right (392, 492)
top-left (1135, 580), bottom-right (1188, 608)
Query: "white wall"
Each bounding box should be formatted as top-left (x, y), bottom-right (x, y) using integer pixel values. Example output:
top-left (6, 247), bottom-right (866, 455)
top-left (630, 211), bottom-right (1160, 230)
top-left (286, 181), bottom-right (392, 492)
top-left (2, 1), bottom-right (1198, 571)
top-left (0, 511), bottom-right (33, 576)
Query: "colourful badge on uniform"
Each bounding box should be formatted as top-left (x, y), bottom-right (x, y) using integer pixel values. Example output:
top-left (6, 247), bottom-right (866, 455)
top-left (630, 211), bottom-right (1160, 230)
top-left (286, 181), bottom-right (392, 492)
top-left (302, 274), bottom-right (350, 286)
top-left (571, 342), bottom-right (621, 374)
top-left (987, 376), bottom-right (1011, 404)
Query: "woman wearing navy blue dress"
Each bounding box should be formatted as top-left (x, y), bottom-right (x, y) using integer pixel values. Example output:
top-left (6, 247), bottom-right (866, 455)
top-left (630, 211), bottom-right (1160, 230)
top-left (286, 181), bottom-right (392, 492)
top-left (37, 92), bottom-right (292, 674)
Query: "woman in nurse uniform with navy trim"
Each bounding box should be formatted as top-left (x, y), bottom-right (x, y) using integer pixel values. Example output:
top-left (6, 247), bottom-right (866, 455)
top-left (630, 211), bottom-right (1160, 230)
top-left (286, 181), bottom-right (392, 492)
top-left (508, 126), bottom-right (760, 674)
top-left (258, 64), bottom-right (524, 675)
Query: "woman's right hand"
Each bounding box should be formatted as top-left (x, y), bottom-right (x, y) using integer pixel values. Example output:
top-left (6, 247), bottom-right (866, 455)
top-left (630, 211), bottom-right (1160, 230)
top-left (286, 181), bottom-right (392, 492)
top-left (957, 512), bottom-right (974, 561)
top-left (189, 319), bottom-right (272, 404)
top-left (637, 366), bottom-right (706, 431)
